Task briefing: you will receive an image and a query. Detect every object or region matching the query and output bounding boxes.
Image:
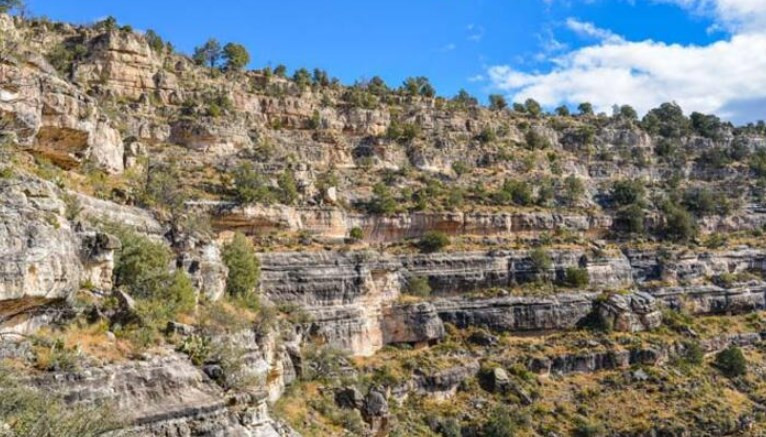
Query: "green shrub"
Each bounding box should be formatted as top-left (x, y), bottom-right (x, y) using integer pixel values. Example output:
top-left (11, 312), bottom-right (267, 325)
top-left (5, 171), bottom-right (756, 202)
top-left (368, 183), bottom-right (397, 214)
top-left (563, 267), bottom-right (589, 288)
top-left (682, 187), bottom-right (731, 217)
top-left (494, 179), bottom-right (533, 206)
top-left (662, 203), bottom-right (697, 242)
top-left (641, 102), bottom-right (691, 138)
top-left (419, 231), bottom-right (450, 253)
top-left (615, 204), bottom-right (645, 235)
top-left (524, 129), bottom-right (550, 150)
top-left (46, 40), bottom-right (88, 76)
top-left (406, 276), bottom-right (432, 297)
top-left (529, 248), bottom-right (553, 273)
top-left (277, 170), bottom-right (299, 205)
top-left (610, 179), bottom-right (645, 207)
top-left (483, 408), bottom-right (517, 437)
top-left (349, 226), bottom-right (364, 241)
top-left (715, 346), bottom-right (747, 377)
top-left (114, 229), bottom-right (173, 299)
top-left (222, 232), bottom-right (260, 298)
top-left (144, 29), bottom-right (165, 52)
top-left (0, 367), bottom-right (118, 437)
top-left (562, 174), bottom-right (585, 207)
top-left (489, 94), bottom-right (508, 111)
top-left (682, 341), bottom-right (705, 366)
top-left (476, 127), bottom-right (497, 144)
top-left (232, 162), bottom-right (275, 204)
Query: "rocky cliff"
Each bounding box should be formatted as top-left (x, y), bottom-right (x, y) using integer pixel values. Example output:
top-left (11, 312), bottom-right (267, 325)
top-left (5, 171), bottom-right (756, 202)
top-left (3, 12), bottom-right (766, 437)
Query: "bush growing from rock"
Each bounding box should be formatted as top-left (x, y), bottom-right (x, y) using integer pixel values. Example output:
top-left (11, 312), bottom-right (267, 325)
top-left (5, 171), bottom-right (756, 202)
top-left (406, 276), bottom-right (432, 297)
top-left (368, 183), bottom-right (397, 214)
top-left (232, 162), bottom-right (274, 204)
top-left (419, 231), bottom-right (450, 253)
top-left (349, 226), bottom-right (364, 241)
top-left (577, 102), bottom-right (594, 116)
top-left (715, 346), bottom-right (747, 378)
top-left (610, 179), bottom-right (645, 207)
top-left (483, 407), bottom-right (517, 437)
top-left (563, 267), bottom-right (589, 288)
top-left (524, 98), bottom-right (542, 117)
top-left (277, 170), bottom-right (299, 205)
top-left (662, 203), bottom-right (697, 242)
top-left (529, 248), bottom-right (552, 274)
top-left (222, 232), bottom-right (260, 299)
top-left (489, 94), bottom-right (508, 111)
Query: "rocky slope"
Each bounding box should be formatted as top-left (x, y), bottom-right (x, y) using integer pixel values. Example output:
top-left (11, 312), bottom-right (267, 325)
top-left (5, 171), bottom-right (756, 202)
top-left (2, 13), bottom-right (766, 437)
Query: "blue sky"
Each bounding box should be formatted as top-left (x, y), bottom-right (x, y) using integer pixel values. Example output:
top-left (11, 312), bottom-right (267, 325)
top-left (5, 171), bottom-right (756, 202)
top-left (26, 0), bottom-right (766, 123)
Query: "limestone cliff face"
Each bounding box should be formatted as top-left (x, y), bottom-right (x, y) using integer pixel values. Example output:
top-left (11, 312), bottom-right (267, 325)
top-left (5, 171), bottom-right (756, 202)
top-left (213, 205), bottom-right (614, 242)
top-left (259, 248), bottom-right (766, 355)
top-left (0, 19), bottom-right (125, 174)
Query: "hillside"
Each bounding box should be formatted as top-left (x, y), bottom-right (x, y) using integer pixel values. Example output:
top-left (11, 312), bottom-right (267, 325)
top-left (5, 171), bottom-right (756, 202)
top-left (2, 13), bottom-right (766, 436)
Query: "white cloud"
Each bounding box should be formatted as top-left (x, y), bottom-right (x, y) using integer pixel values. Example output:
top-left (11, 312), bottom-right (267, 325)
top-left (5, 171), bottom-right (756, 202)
top-left (565, 18), bottom-right (624, 43)
top-left (487, 0), bottom-right (766, 123)
top-left (468, 74), bottom-right (485, 82)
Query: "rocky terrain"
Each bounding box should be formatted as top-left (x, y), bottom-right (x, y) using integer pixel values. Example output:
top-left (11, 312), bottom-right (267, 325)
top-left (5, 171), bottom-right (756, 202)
top-left (3, 12), bottom-right (766, 437)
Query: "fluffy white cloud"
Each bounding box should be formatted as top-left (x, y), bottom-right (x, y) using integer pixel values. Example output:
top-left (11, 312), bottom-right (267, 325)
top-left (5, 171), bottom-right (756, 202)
top-left (487, 0), bottom-right (766, 123)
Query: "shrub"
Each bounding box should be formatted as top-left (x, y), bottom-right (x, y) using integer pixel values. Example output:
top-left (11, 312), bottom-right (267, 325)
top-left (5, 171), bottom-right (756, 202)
top-left (615, 204), bottom-right (645, 235)
top-left (697, 146), bottom-right (732, 170)
top-left (419, 231), bottom-right (450, 253)
top-left (0, 367), bottom-right (118, 437)
top-left (144, 29), bottom-right (165, 52)
top-left (750, 148), bottom-right (766, 177)
top-left (114, 229), bottom-right (173, 299)
top-left (277, 170), bottom-right (299, 205)
top-left (662, 204), bottom-right (696, 242)
top-left (524, 98), bottom-right (542, 117)
top-left (610, 179), bottom-right (645, 207)
top-left (562, 174), bottom-right (585, 207)
top-left (406, 276), bottom-right (432, 297)
top-left (682, 187), bottom-right (731, 217)
top-left (690, 111), bottom-right (723, 140)
top-left (476, 126), bottom-right (497, 144)
top-left (555, 105), bottom-right (570, 116)
top-left (483, 408), bottom-right (516, 437)
top-left (349, 226), bottom-right (364, 241)
top-left (495, 179), bottom-right (533, 206)
top-left (293, 68), bottom-right (312, 89)
top-left (529, 248), bottom-right (552, 273)
top-left (641, 102), bottom-right (691, 138)
top-left (452, 160), bottom-right (471, 177)
top-left (489, 94), bottom-right (508, 111)
top-left (715, 346), bottom-right (747, 377)
top-left (563, 267), bottom-right (589, 288)
top-left (46, 40), bottom-right (88, 76)
top-left (368, 183), bottom-right (397, 214)
top-left (232, 162), bottom-right (274, 204)
top-left (619, 105), bottom-right (638, 120)
top-left (524, 129), bottom-right (550, 150)
top-left (577, 102), bottom-right (594, 116)
top-left (682, 341), bottom-right (705, 366)
top-left (401, 76), bottom-right (435, 97)
top-left (222, 232), bottom-right (260, 298)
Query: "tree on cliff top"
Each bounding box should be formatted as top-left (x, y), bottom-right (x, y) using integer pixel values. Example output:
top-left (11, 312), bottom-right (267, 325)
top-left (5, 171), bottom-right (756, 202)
top-left (193, 38), bottom-right (222, 70)
top-left (223, 42), bottom-right (250, 71)
top-left (0, 0), bottom-right (23, 13)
